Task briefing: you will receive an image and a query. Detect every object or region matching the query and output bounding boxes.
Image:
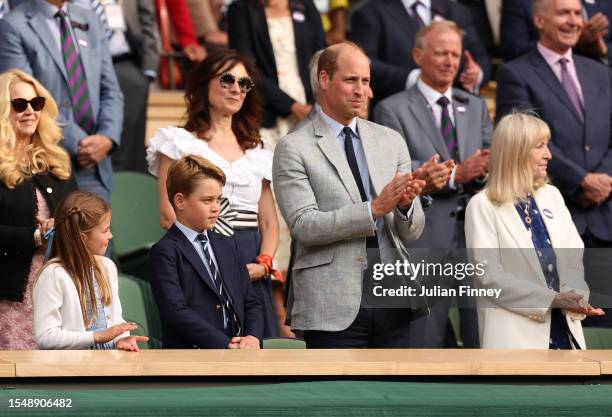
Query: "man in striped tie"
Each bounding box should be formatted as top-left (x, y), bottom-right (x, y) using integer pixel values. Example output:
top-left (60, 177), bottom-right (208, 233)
top-left (373, 21), bottom-right (493, 348)
top-left (0, 0), bottom-right (123, 202)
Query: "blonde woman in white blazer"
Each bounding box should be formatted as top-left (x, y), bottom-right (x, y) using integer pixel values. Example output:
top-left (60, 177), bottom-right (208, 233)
top-left (33, 191), bottom-right (148, 351)
top-left (465, 113), bottom-right (604, 349)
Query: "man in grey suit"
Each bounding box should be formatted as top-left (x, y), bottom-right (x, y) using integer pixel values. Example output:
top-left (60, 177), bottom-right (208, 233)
top-left (73, 0), bottom-right (159, 173)
top-left (0, 0), bottom-right (123, 202)
top-left (273, 42), bottom-right (428, 348)
top-left (374, 21), bottom-right (493, 348)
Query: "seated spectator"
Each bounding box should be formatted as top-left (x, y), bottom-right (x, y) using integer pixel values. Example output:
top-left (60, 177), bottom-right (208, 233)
top-left (149, 155), bottom-right (264, 349)
top-left (315, 0), bottom-right (349, 45)
top-left (34, 191), bottom-right (149, 350)
top-left (0, 69), bottom-right (77, 350)
top-left (349, 0), bottom-right (491, 105)
top-left (373, 20), bottom-right (492, 348)
top-left (227, 0), bottom-right (326, 149)
top-left (147, 49), bottom-right (287, 338)
top-left (465, 112), bottom-right (604, 349)
top-left (501, 0), bottom-right (612, 63)
top-left (496, 0), bottom-right (612, 326)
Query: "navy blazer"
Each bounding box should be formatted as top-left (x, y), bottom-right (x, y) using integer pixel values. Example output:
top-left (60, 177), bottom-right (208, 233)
top-left (0, 0), bottom-right (123, 197)
top-left (149, 225), bottom-right (264, 348)
top-left (349, 0), bottom-right (491, 104)
top-left (500, 0), bottom-right (612, 62)
top-left (227, 0), bottom-right (326, 128)
top-left (496, 49), bottom-right (612, 241)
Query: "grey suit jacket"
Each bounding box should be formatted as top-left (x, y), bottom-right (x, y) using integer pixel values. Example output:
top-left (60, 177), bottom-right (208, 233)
top-left (373, 86), bottom-right (493, 248)
top-left (0, 0), bottom-right (123, 195)
top-left (273, 113), bottom-right (427, 331)
top-left (123, 0), bottom-right (159, 73)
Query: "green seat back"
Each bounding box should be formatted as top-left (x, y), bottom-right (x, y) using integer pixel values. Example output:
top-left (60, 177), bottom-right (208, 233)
top-left (118, 273), bottom-right (163, 349)
top-left (111, 172), bottom-right (165, 258)
top-left (262, 338), bottom-right (306, 349)
top-left (584, 327), bottom-right (612, 349)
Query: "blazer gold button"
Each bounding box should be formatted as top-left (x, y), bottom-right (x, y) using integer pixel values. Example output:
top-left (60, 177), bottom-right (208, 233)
top-left (356, 256), bottom-right (364, 262)
top-left (585, 144), bottom-right (591, 151)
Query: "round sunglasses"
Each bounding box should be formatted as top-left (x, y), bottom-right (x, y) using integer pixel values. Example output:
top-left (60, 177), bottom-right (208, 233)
top-left (11, 96), bottom-right (46, 113)
top-left (219, 72), bottom-right (254, 93)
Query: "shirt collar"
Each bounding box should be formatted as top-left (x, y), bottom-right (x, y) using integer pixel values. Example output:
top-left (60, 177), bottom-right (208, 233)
top-left (416, 78), bottom-right (453, 107)
top-left (537, 42), bottom-right (574, 67)
top-left (318, 108), bottom-right (359, 138)
top-left (40, 0), bottom-right (68, 19)
top-left (175, 220), bottom-right (207, 244)
top-left (402, 0), bottom-right (431, 11)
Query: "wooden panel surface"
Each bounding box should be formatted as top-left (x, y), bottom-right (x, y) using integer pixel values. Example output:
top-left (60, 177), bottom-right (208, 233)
top-left (578, 350), bottom-right (612, 375)
top-left (0, 349), bottom-right (601, 378)
top-left (0, 358), bottom-right (15, 377)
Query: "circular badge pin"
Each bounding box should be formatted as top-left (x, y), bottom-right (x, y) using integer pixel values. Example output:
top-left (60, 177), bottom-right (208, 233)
top-left (543, 208), bottom-right (553, 219)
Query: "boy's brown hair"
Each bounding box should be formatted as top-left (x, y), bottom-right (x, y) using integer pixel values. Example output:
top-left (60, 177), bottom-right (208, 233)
top-left (166, 155), bottom-right (226, 208)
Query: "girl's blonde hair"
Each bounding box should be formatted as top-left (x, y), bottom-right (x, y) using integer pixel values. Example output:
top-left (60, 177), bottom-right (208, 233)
top-left (486, 112), bottom-right (551, 204)
top-left (0, 69), bottom-right (71, 188)
top-left (44, 191), bottom-right (112, 327)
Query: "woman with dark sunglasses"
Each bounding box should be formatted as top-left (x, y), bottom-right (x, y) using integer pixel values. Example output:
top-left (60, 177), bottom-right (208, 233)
top-left (147, 49), bottom-right (290, 339)
top-left (0, 69), bottom-right (77, 349)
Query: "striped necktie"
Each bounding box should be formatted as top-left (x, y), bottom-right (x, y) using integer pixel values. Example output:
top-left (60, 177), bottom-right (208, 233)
top-left (436, 96), bottom-right (457, 159)
top-left (89, 0), bottom-right (113, 40)
top-left (197, 233), bottom-right (242, 337)
top-left (56, 10), bottom-right (96, 134)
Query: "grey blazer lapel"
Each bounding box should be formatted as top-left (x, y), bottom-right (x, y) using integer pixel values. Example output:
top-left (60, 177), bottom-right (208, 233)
top-left (314, 115), bottom-right (362, 204)
top-left (452, 91), bottom-right (470, 161)
top-left (26, 5), bottom-right (67, 82)
top-left (358, 120), bottom-right (384, 196)
top-left (407, 89), bottom-right (451, 160)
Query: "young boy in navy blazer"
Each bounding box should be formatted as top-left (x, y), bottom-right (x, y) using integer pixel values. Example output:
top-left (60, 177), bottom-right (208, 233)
top-left (150, 155), bottom-right (263, 349)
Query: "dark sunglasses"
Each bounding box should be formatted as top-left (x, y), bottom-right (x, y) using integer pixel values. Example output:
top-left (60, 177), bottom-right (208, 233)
top-left (11, 96), bottom-right (46, 113)
top-left (219, 72), bottom-right (254, 93)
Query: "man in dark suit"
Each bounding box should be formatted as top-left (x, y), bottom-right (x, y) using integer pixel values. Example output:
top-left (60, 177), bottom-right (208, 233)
top-left (0, 0), bottom-right (123, 202)
top-left (497, 0), bottom-right (612, 324)
top-left (73, 0), bottom-right (160, 173)
top-left (150, 155), bottom-right (263, 349)
top-left (501, 0), bottom-right (612, 63)
top-left (349, 0), bottom-right (491, 104)
top-left (374, 21), bottom-right (492, 347)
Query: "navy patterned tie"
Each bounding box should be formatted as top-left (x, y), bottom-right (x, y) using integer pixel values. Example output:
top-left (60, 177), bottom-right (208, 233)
top-left (410, 1), bottom-right (426, 29)
top-left (197, 233), bottom-right (242, 336)
top-left (437, 96), bottom-right (458, 159)
top-left (56, 10), bottom-right (96, 134)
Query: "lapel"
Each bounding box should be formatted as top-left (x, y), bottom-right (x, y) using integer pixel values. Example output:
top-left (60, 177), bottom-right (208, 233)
top-left (406, 87), bottom-right (451, 160)
top-left (575, 56), bottom-right (596, 134)
top-left (497, 200), bottom-right (547, 285)
top-left (357, 120), bottom-right (384, 197)
top-left (314, 115), bottom-right (362, 204)
top-left (169, 225), bottom-right (220, 297)
top-left (26, 2), bottom-right (67, 82)
top-left (251, 3), bottom-right (277, 75)
top-left (67, 3), bottom-right (94, 92)
top-left (530, 50), bottom-right (584, 125)
top-left (208, 232), bottom-right (237, 296)
top-left (451, 89), bottom-right (469, 161)
top-left (383, 0), bottom-right (419, 43)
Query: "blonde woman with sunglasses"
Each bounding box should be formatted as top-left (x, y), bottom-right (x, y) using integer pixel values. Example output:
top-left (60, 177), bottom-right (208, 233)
top-left (0, 69), bottom-right (76, 349)
top-left (147, 49), bottom-right (289, 340)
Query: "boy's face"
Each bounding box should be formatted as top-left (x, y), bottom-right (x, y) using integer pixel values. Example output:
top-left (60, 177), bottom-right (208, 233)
top-left (174, 178), bottom-right (222, 232)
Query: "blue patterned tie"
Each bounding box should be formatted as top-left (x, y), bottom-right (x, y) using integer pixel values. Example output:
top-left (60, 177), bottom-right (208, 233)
top-left (56, 10), bottom-right (96, 134)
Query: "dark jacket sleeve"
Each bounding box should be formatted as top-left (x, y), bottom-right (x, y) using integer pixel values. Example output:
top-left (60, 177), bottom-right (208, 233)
top-left (149, 243), bottom-right (232, 348)
top-left (500, 0), bottom-right (537, 61)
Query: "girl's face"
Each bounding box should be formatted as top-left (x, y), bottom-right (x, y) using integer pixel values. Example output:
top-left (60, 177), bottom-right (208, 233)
top-left (83, 212), bottom-right (113, 256)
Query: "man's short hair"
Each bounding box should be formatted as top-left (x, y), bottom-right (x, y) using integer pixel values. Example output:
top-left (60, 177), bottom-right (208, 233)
top-left (317, 41), bottom-right (367, 80)
top-left (414, 20), bottom-right (464, 50)
top-left (166, 155), bottom-right (226, 207)
top-left (309, 49), bottom-right (324, 97)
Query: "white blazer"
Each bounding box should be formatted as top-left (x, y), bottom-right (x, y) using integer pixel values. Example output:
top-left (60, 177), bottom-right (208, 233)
top-left (465, 184), bottom-right (587, 349)
top-left (33, 256), bottom-right (129, 349)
